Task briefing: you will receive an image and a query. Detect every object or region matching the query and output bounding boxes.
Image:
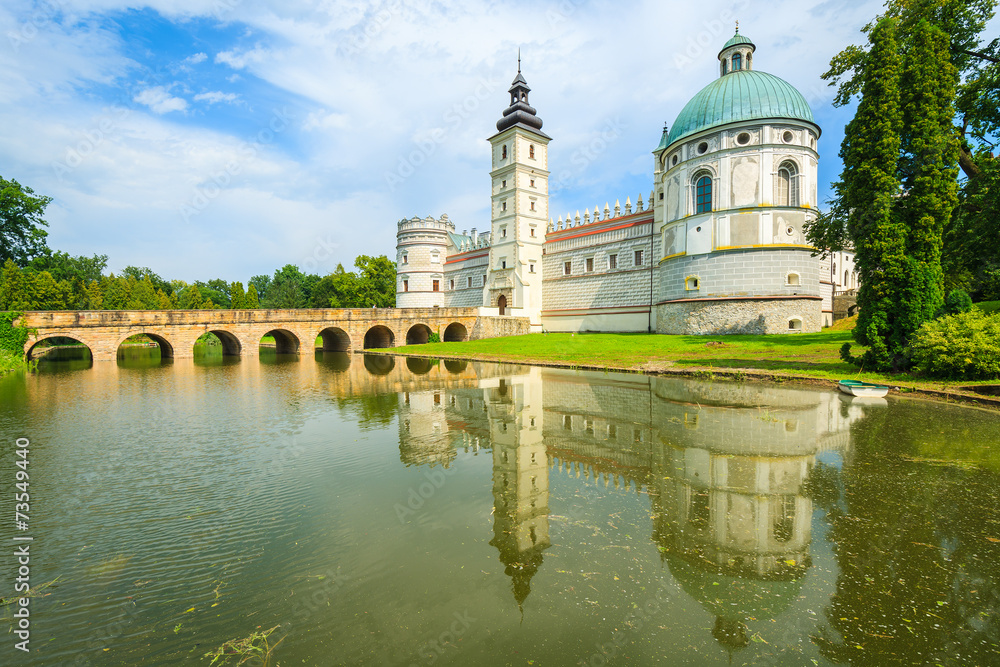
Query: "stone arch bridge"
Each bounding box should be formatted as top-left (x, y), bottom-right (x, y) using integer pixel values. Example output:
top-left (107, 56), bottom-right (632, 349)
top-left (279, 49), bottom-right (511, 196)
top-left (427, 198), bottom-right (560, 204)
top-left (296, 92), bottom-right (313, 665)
top-left (18, 308), bottom-right (528, 362)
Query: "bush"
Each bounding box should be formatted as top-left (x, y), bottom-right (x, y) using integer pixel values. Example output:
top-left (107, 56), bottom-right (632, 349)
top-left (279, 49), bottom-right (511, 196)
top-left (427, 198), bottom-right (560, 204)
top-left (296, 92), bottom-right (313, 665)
top-left (942, 289), bottom-right (973, 315)
top-left (0, 311), bottom-right (30, 354)
top-left (909, 310), bottom-right (1000, 379)
top-left (427, 332), bottom-right (441, 343)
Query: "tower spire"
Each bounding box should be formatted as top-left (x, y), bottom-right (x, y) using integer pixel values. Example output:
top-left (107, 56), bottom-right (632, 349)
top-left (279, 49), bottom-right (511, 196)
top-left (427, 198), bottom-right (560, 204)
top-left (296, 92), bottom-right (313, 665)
top-left (518, 49), bottom-right (521, 73)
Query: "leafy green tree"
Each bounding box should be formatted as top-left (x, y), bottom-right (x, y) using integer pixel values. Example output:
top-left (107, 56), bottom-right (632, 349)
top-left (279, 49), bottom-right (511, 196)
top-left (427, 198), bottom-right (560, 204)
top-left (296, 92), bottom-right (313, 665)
top-left (249, 275), bottom-right (271, 300)
top-left (354, 255), bottom-right (396, 308)
top-left (0, 259), bottom-right (25, 310)
top-left (0, 176), bottom-right (51, 265)
top-left (156, 289), bottom-right (172, 310)
top-left (29, 271), bottom-right (69, 310)
top-left (311, 264), bottom-right (361, 308)
top-left (128, 276), bottom-right (160, 310)
top-left (264, 264), bottom-right (306, 308)
top-left (30, 251), bottom-right (107, 284)
top-left (181, 284), bottom-right (204, 310)
top-left (246, 283), bottom-right (260, 309)
top-left (84, 280), bottom-right (103, 310)
top-left (102, 275), bottom-right (131, 310)
top-left (122, 266), bottom-right (172, 296)
top-left (230, 281), bottom-right (247, 309)
top-left (202, 279), bottom-right (231, 308)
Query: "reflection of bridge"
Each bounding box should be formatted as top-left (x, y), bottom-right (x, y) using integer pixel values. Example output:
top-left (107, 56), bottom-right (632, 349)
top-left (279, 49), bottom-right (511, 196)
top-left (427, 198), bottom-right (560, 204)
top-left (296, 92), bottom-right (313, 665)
top-left (19, 308), bottom-right (526, 362)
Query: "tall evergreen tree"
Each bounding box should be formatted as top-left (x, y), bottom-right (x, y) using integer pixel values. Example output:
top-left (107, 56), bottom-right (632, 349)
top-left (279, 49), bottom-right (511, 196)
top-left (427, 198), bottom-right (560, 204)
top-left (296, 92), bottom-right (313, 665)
top-left (246, 283), bottom-right (260, 309)
top-left (897, 19), bottom-right (960, 326)
top-left (230, 281), bottom-right (247, 309)
top-left (839, 18), bottom-right (907, 370)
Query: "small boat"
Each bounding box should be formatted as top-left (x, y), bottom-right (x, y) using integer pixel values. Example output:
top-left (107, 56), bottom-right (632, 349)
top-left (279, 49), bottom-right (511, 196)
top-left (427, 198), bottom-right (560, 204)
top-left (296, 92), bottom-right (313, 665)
top-left (838, 379), bottom-right (889, 398)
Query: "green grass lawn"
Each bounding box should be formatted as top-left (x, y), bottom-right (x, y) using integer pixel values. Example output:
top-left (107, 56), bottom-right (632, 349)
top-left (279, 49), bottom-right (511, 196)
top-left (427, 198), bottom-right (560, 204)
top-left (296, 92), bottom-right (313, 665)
top-left (393, 326), bottom-right (996, 391)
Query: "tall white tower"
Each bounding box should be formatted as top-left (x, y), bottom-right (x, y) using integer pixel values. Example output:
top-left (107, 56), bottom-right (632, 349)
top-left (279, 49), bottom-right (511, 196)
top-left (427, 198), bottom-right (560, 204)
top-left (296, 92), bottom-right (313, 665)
top-left (486, 60), bottom-right (550, 329)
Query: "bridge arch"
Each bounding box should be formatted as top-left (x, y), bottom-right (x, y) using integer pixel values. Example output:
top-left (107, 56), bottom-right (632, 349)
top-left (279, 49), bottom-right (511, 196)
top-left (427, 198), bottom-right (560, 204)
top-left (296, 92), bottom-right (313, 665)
top-left (364, 354), bottom-right (395, 375)
top-left (443, 322), bottom-right (469, 342)
top-left (406, 357), bottom-right (434, 375)
top-left (201, 330), bottom-right (242, 356)
top-left (318, 327), bottom-right (351, 352)
top-left (26, 335), bottom-right (94, 361)
top-left (364, 325), bottom-right (395, 349)
top-left (115, 332), bottom-right (174, 358)
top-left (405, 324), bottom-right (432, 346)
top-left (444, 359), bottom-right (468, 374)
top-left (261, 329), bottom-right (300, 355)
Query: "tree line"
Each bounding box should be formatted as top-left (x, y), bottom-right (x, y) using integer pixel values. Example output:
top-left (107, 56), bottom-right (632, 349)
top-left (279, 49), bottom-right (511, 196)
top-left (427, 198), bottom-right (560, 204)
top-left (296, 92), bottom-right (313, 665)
top-left (1, 176), bottom-right (396, 312)
top-left (807, 0), bottom-right (999, 371)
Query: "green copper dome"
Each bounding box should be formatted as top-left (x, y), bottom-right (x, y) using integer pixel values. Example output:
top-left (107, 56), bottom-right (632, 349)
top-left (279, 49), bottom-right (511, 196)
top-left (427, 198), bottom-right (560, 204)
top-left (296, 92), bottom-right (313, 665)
top-left (664, 69), bottom-right (816, 148)
top-left (720, 32), bottom-right (755, 55)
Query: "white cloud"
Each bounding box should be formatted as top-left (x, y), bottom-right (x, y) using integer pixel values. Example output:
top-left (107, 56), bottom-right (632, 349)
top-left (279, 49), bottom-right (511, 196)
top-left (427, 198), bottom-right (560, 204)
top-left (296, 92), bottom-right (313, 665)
top-left (215, 45), bottom-right (269, 70)
top-left (193, 91), bottom-right (240, 105)
top-left (10, 0), bottom-right (995, 282)
top-left (303, 110), bottom-right (349, 131)
top-left (133, 86), bottom-right (188, 114)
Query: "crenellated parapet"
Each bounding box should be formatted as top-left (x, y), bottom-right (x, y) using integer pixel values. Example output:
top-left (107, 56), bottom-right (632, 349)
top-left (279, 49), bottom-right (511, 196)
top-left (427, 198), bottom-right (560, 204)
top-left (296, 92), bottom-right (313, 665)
top-left (547, 192), bottom-right (654, 232)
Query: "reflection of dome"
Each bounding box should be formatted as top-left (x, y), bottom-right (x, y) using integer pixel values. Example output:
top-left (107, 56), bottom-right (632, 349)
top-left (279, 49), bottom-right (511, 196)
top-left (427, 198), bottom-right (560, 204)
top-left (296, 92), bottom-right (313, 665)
top-left (667, 70), bottom-right (816, 146)
top-left (665, 552), bottom-right (803, 623)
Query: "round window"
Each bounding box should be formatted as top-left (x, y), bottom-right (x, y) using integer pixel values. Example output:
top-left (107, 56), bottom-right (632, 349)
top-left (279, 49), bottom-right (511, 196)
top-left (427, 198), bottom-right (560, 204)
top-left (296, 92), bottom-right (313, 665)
top-left (696, 226), bottom-right (702, 232)
top-left (697, 142), bottom-right (708, 154)
top-left (786, 226), bottom-right (794, 235)
top-left (783, 131), bottom-right (794, 143)
top-left (736, 132), bottom-right (750, 145)
top-left (671, 155), bottom-right (678, 166)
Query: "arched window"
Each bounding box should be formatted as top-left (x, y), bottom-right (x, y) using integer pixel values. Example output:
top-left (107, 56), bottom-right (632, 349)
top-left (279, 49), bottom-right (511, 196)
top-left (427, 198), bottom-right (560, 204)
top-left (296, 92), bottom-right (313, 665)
top-left (746, 52), bottom-right (752, 70)
top-left (733, 52), bottom-right (742, 71)
top-left (529, 145), bottom-right (535, 159)
top-left (501, 145), bottom-right (507, 160)
top-left (695, 174), bottom-right (713, 214)
top-left (721, 59), bottom-right (728, 75)
top-left (844, 269), bottom-right (850, 286)
top-left (776, 161), bottom-right (798, 207)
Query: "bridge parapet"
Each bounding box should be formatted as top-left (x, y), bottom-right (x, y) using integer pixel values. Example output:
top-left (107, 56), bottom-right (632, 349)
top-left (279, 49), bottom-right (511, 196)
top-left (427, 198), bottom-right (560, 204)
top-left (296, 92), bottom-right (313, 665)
top-left (18, 308), bottom-right (527, 362)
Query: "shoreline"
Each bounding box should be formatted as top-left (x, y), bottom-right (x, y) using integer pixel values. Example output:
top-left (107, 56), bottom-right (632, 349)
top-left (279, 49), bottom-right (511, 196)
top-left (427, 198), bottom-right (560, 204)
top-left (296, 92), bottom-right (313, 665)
top-left (363, 347), bottom-right (1000, 412)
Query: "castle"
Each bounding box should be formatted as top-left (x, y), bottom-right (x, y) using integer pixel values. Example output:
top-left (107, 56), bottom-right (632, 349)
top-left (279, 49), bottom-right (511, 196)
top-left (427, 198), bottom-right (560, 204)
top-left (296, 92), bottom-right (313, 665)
top-left (396, 30), bottom-right (855, 333)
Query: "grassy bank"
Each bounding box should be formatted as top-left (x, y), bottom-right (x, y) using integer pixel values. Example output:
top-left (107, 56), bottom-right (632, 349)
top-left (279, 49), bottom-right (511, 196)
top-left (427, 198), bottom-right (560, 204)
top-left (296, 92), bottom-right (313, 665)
top-left (392, 324), bottom-right (999, 397)
top-left (0, 349), bottom-right (25, 375)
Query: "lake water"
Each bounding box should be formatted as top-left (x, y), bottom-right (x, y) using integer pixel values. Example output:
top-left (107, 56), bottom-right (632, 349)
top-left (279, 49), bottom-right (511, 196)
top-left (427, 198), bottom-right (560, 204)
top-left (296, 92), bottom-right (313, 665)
top-left (2, 347), bottom-right (1000, 666)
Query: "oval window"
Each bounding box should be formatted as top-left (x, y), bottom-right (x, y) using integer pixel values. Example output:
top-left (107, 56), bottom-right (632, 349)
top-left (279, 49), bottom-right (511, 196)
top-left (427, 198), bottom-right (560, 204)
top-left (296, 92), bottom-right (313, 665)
top-left (783, 130), bottom-right (794, 143)
top-left (671, 155), bottom-right (678, 166)
top-left (697, 142), bottom-right (708, 154)
top-left (736, 132), bottom-right (750, 145)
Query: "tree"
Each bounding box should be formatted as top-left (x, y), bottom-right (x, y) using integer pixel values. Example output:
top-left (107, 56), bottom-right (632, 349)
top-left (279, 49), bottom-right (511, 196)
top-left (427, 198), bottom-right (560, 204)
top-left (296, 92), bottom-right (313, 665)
top-left (822, 0), bottom-right (999, 297)
top-left (249, 275), bottom-right (271, 300)
top-left (896, 19), bottom-right (960, 326)
top-left (0, 259), bottom-right (24, 310)
top-left (264, 264), bottom-right (306, 309)
top-left (836, 18), bottom-right (907, 370)
top-left (84, 280), bottom-right (103, 310)
top-left (312, 264), bottom-right (361, 308)
top-left (0, 176), bottom-right (51, 265)
top-left (102, 274), bottom-right (131, 310)
top-left (182, 284), bottom-right (204, 310)
top-left (354, 255), bottom-right (396, 308)
top-left (246, 283), bottom-right (260, 309)
top-left (230, 281), bottom-right (247, 309)
top-left (30, 251), bottom-right (107, 284)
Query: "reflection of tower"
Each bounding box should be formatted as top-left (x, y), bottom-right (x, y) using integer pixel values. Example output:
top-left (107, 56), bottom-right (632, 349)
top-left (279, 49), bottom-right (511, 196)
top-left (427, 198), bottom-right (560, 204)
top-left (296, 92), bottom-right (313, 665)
top-left (488, 372), bottom-right (549, 610)
top-left (648, 397), bottom-right (843, 654)
top-left (397, 390), bottom-right (455, 468)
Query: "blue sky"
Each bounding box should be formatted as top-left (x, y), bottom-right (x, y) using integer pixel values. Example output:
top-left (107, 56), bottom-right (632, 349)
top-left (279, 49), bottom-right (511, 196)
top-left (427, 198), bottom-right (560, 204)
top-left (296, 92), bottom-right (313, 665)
top-left (2, 0), bottom-right (992, 283)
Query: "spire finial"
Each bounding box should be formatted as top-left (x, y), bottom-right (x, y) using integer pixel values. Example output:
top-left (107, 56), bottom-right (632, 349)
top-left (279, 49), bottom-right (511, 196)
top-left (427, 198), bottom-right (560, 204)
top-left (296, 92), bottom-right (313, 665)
top-left (518, 49), bottom-right (521, 73)
top-left (735, 20), bottom-right (739, 33)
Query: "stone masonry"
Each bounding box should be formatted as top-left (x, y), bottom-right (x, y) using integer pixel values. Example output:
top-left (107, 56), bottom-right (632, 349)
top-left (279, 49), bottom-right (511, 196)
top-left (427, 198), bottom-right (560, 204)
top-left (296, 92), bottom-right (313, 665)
top-left (19, 308), bottom-right (529, 362)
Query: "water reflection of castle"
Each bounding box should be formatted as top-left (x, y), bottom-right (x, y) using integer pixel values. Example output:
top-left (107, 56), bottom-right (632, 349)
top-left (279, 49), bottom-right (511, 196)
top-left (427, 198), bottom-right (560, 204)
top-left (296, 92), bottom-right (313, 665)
top-left (393, 361), bottom-right (866, 645)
